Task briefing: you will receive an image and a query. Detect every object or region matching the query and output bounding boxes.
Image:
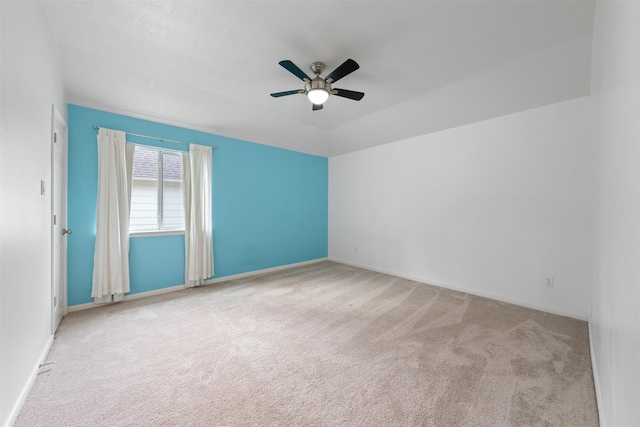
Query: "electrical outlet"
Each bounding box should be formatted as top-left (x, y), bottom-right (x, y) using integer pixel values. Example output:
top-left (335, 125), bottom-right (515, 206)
top-left (545, 277), bottom-right (555, 288)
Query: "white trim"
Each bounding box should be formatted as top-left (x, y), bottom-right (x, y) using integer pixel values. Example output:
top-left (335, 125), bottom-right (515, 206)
top-left (68, 284), bottom-right (185, 312)
top-left (51, 104), bottom-right (67, 131)
top-left (129, 230), bottom-right (184, 238)
top-left (328, 258), bottom-right (589, 321)
top-left (67, 258), bottom-right (329, 312)
top-left (128, 141), bottom-right (186, 154)
top-left (588, 320), bottom-right (605, 427)
top-left (4, 335), bottom-right (54, 427)
top-left (203, 258), bottom-right (328, 285)
top-left (50, 104), bottom-right (69, 332)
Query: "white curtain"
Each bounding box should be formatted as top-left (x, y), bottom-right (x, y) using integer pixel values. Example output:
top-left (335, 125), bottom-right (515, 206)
top-left (183, 144), bottom-right (214, 287)
top-left (92, 128), bottom-right (134, 303)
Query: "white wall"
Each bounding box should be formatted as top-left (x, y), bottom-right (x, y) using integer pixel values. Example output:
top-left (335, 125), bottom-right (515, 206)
top-left (0, 2), bottom-right (66, 426)
top-left (590, 1), bottom-right (640, 425)
top-left (329, 96), bottom-right (593, 319)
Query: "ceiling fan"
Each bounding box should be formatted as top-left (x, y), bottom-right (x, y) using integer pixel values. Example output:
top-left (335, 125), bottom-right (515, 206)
top-left (270, 59), bottom-right (365, 111)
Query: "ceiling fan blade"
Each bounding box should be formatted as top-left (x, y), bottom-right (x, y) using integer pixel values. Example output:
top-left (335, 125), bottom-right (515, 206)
top-left (333, 88), bottom-right (365, 101)
top-left (279, 60), bottom-right (311, 81)
top-left (270, 90), bottom-right (303, 98)
top-left (312, 103), bottom-right (323, 111)
top-left (325, 59), bottom-right (360, 83)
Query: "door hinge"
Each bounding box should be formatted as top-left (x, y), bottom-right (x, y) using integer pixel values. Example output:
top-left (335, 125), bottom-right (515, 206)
top-left (53, 214), bottom-right (57, 225)
top-left (54, 132), bottom-right (58, 143)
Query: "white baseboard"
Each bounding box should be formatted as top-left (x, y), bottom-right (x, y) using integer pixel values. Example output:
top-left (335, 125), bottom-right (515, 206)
top-left (588, 320), bottom-right (606, 427)
top-left (4, 334), bottom-right (54, 427)
top-left (328, 258), bottom-right (589, 321)
top-left (68, 284), bottom-right (186, 312)
top-left (68, 258), bottom-right (329, 312)
top-left (203, 258), bottom-right (328, 285)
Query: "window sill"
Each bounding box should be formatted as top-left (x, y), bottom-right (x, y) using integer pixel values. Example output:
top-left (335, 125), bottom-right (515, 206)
top-left (130, 230), bottom-right (184, 238)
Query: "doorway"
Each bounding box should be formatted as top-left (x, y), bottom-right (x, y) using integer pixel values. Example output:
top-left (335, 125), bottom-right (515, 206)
top-left (51, 105), bottom-right (68, 333)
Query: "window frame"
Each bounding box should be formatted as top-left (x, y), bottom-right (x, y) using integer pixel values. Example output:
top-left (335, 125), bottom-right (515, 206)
top-left (129, 143), bottom-right (186, 237)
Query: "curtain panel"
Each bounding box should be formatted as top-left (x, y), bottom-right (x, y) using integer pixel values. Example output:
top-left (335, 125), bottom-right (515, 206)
top-left (183, 144), bottom-right (214, 287)
top-left (92, 128), bottom-right (134, 303)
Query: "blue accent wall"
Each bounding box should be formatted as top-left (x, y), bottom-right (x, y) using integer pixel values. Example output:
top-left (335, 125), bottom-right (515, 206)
top-left (67, 105), bottom-right (328, 306)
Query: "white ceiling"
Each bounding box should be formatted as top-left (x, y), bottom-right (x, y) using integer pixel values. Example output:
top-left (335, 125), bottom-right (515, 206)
top-left (41, 1), bottom-right (596, 157)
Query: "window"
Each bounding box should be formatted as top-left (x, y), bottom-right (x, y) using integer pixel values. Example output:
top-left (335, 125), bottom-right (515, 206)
top-left (130, 145), bottom-right (185, 233)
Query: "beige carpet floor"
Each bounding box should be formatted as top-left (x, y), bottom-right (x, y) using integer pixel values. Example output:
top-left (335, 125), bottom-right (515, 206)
top-left (16, 261), bottom-right (598, 426)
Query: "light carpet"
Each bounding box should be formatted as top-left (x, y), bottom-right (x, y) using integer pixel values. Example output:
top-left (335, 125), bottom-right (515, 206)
top-left (16, 261), bottom-right (598, 426)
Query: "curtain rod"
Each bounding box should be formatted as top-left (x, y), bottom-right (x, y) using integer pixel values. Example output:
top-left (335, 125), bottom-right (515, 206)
top-left (92, 125), bottom-right (217, 150)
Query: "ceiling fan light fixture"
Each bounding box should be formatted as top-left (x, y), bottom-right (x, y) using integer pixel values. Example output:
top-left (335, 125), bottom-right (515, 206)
top-left (307, 88), bottom-right (329, 105)
top-left (271, 59), bottom-right (364, 111)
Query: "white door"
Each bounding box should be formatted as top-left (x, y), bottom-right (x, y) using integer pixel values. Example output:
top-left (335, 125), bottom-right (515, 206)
top-left (52, 106), bottom-right (68, 333)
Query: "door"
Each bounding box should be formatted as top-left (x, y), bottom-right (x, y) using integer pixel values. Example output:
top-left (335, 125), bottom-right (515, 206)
top-left (52, 106), bottom-right (68, 333)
